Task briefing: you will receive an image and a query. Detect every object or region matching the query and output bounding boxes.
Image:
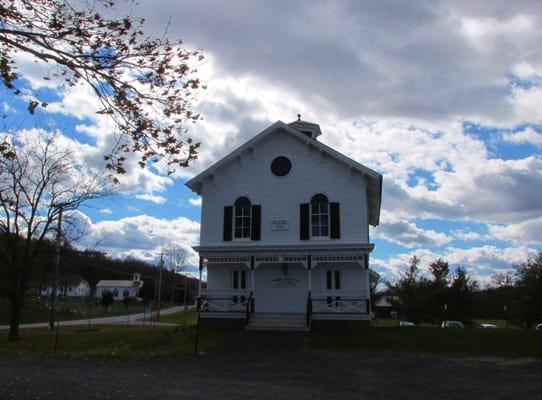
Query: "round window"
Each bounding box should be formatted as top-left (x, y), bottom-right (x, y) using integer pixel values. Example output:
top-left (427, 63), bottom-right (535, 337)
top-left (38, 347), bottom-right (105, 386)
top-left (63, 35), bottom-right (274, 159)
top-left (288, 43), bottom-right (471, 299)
top-left (271, 156), bottom-right (292, 176)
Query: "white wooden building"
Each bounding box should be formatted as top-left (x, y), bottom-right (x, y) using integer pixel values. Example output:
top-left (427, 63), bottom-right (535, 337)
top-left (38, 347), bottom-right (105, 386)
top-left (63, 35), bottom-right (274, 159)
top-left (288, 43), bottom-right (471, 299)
top-left (186, 118), bottom-right (382, 330)
top-left (40, 276), bottom-right (90, 298)
top-left (95, 273), bottom-right (144, 301)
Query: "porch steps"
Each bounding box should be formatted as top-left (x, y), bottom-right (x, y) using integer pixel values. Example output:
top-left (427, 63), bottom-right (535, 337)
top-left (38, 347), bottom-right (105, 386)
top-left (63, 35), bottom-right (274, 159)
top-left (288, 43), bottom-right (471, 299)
top-left (246, 313), bottom-right (309, 332)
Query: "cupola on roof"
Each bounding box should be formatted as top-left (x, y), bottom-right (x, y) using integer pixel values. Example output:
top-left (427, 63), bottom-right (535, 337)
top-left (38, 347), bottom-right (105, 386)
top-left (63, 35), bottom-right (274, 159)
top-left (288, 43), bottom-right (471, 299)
top-left (288, 114), bottom-right (322, 140)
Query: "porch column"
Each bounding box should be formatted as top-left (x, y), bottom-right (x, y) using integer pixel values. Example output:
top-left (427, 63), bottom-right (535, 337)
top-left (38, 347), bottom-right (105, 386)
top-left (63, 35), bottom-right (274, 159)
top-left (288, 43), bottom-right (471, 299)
top-left (197, 257), bottom-right (203, 297)
top-left (307, 255), bottom-right (312, 291)
top-left (250, 256), bottom-right (255, 291)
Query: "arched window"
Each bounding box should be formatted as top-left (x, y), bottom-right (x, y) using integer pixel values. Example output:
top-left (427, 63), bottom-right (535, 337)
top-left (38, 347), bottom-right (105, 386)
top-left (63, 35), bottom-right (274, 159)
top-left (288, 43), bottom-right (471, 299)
top-left (112, 288), bottom-right (119, 297)
top-left (123, 289), bottom-right (130, 298)
top-left (311, 194), bottom-right (329, 237)
top-left (234, 197), bottom-right (251, 238)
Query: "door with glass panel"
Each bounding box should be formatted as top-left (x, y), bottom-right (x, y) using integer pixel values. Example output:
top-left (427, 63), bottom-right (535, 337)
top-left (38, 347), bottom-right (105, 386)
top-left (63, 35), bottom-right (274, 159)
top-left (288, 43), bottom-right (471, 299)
top-left (326, 269), bottom-right (341, 308)
top-left (232, 269), bottom-right (247, 309)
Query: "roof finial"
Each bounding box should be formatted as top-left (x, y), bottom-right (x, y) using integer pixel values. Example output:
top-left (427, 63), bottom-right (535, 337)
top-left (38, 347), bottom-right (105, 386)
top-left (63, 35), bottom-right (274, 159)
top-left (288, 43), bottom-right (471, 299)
top-left (297, 113), bottom-right (301, 121)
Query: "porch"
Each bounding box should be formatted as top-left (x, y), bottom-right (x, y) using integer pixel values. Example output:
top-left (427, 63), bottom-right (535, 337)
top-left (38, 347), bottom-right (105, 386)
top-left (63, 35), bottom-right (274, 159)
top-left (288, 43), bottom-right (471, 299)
top-left (194, 244), bottom-right (375, 330)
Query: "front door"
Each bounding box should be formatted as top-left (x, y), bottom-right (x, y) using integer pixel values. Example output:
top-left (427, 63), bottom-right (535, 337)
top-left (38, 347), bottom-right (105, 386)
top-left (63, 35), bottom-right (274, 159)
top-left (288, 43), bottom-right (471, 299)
top-left (254, 263), bottom-right (307, 313)
top-left (326, 269), bottom-right (341, 307)
top-left (232, 269), bottom-right (246, 306)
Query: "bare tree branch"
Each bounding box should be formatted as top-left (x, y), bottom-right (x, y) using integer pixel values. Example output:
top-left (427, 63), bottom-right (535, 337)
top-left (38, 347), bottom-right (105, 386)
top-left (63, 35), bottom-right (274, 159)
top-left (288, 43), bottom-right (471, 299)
top-left (0, 0), bottom-right (205, 180)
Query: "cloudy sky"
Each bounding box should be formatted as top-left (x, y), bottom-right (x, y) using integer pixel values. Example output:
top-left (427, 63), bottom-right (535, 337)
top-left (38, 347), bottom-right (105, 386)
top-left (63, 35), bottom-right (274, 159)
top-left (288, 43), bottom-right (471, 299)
top-left (2, 0), bottom-right (542, 284)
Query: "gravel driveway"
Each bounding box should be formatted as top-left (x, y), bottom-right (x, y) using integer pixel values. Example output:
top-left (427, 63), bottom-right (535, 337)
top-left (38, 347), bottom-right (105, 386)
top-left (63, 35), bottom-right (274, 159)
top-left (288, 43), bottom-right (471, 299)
top-left (1, 331), bottom-right (541, 399)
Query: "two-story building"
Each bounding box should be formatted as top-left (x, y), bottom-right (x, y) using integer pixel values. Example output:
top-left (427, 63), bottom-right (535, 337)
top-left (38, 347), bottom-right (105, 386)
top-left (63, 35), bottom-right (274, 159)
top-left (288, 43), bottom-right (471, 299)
top-left (186, 118), bottom-right (382, 330)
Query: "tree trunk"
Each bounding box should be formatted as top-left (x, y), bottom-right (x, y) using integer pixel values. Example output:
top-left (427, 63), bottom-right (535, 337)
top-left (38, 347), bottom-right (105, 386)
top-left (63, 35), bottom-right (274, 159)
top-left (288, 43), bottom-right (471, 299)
top-left (8, 296), bottom-right (22, 342)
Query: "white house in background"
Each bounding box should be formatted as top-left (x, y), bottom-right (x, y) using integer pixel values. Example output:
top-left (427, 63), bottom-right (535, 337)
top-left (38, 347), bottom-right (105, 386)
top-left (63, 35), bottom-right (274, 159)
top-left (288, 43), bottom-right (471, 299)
top-left (95, 273), bottom-right (144, 300)
top-left (40, 276), bottom-right (90, 298)
top-left (186, 117), bottom-right (383, 331)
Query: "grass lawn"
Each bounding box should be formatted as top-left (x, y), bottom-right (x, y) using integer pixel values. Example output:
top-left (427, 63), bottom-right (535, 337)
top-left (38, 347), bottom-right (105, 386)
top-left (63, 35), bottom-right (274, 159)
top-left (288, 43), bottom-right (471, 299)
top-left (0, 325), bottom-right (236, 357)
top-left (0, 297), bottom-right (153, 325)
top-left (2, 316), bottom-right (540, 359)
top-left (157, 310), bottom-right (197, 326)
top-left (307, 326), bottom-right (542, 358)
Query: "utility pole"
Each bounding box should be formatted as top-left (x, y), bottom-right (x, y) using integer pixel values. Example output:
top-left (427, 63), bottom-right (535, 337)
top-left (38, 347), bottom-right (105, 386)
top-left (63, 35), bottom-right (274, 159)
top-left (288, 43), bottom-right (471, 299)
top-left (156, 252), bottom-right (163, 321)
top-left (183, 272), bottom-right (188, 330)
top-left (49, 205), bottom-right (63, 330)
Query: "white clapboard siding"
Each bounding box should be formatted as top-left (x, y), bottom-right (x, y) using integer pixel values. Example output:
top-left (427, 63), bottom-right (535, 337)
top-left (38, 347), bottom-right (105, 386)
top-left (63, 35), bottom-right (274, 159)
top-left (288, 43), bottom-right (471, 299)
top-left (199, 130), bottom-right (369, 246)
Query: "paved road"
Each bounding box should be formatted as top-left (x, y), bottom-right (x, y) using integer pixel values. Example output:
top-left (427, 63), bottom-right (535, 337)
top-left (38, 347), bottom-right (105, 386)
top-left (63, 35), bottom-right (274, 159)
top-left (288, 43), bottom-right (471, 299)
top-left (1, 331), bottom-right (541, 399)
top-left (0, 305), bottom-right (186, 330)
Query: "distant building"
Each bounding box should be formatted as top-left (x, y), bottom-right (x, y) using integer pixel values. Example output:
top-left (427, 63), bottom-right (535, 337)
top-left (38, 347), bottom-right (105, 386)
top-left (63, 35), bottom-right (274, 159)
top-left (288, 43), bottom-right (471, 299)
top-left (95, 273), bottom-right (144, 300)
top-left (40, 276), bottom-right (90, 298)
top-left (374, 295), bottom-right (399, 317)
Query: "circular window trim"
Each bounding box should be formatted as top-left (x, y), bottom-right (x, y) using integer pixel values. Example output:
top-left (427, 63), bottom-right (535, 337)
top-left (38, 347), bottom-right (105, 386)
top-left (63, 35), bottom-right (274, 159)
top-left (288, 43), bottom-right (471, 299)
top-left (271, 156), bottom-right (292, 177)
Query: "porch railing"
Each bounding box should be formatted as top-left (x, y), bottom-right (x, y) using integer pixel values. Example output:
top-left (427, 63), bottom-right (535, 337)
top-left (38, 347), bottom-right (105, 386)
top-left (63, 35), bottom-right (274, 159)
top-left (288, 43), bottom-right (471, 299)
top-left (310, 290), bottom-right (369, 314)
top-left (200, 289), bottom-right (251, 313)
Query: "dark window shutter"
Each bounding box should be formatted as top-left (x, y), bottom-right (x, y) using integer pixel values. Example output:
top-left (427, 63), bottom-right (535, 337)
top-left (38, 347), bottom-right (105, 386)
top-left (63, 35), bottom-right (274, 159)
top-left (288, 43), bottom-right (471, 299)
top-left (223, 206), bottom-right (233, 241)
top-left (251, 205), bottom-right (261, 241)
top-left (330, 202), bottom-right (341, 239)
top-left (300, 203), bottom-right (310, 240)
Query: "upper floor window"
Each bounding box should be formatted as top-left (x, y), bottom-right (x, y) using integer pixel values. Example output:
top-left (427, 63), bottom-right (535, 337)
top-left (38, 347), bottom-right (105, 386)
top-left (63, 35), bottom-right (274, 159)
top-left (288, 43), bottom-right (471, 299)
top-left (234, 197), bottom-right (251, 238)
top-left (223, 199), bottom-right (261, 242)
top-left (311, 194), bottom-right (329, 237)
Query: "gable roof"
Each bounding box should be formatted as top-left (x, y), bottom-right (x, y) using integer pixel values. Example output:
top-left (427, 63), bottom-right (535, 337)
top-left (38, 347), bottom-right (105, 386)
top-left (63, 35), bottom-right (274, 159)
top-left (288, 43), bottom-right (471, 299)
top-left (42, 275), bottom-right (88, 287)
top-left (185, 120), bottom-right (383, 226)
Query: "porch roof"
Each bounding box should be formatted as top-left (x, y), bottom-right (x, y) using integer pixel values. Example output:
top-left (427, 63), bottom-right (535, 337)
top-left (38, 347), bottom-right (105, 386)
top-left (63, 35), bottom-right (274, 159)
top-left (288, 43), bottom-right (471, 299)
top-left (194, 243), bottom-right (374, 257)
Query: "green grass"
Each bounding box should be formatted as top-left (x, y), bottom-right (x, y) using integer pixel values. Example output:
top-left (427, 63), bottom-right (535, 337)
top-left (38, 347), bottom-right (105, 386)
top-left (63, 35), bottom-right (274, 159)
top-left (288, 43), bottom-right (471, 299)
top-left (3, 314), bottom-right (540, 359)
top-left (156, 310), bottom-right (197, 326)
top-left (307, 326), bottom-right (542, 358)
top-left (0, 325), bottom-right (236, 357)
top-left (0, 297), bottom-right (150, 325)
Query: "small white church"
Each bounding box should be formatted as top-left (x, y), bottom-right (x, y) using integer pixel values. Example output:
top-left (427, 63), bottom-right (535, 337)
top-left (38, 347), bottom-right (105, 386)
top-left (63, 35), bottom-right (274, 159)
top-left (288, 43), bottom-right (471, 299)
top-left (186, 118), bottom-right (382, 330)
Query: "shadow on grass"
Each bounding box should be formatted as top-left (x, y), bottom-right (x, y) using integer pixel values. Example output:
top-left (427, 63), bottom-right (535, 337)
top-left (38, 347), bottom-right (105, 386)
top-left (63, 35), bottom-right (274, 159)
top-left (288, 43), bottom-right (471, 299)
top-left (306, 326), bottom-right (542, 358)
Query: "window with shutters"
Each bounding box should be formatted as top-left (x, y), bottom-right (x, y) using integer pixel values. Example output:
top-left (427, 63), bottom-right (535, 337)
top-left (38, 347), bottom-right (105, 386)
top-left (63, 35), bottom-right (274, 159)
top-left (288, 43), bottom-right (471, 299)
top-left (234, 197), bottom-right (251, 238)
top-left (310, 194), bottom-right (329, 237)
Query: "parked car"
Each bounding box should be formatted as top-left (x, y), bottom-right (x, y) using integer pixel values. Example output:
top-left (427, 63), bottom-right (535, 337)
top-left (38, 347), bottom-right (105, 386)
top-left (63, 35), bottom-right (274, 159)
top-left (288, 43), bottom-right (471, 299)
top-left (399, 321), bottom-right (415, 327)
top-left (441, 320), bottom-right (464, 328)
top-left (536, 323), bottom-right (542, 332)
top-left (479, 323), bottom-right (497, 329)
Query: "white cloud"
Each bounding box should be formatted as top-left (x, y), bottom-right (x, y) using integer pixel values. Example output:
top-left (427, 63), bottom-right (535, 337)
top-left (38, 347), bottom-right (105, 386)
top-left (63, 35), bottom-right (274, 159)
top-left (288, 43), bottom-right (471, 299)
top-left (372, 245), bottom-right (538, 285)
top-left (76, 214), bottom-right (201, 266)
top-left (2, 102), bottom-right (15, 113)
top-left (503, 127), bottom-right (542, 147)
top-left (5, 0), bottom-right (542, 281)
top-left (374, 214), bottom-right (452, 248)
top-left (99, 208), bottom-right (113, 215)
top-left (451, 229), bottom-right (484, 242)
top-left (135, 193), bottom-right (167, 204)
top-left (489, 217), bottom-right (542, 245)
top-left (188, 197), bottom-right (202, 206)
